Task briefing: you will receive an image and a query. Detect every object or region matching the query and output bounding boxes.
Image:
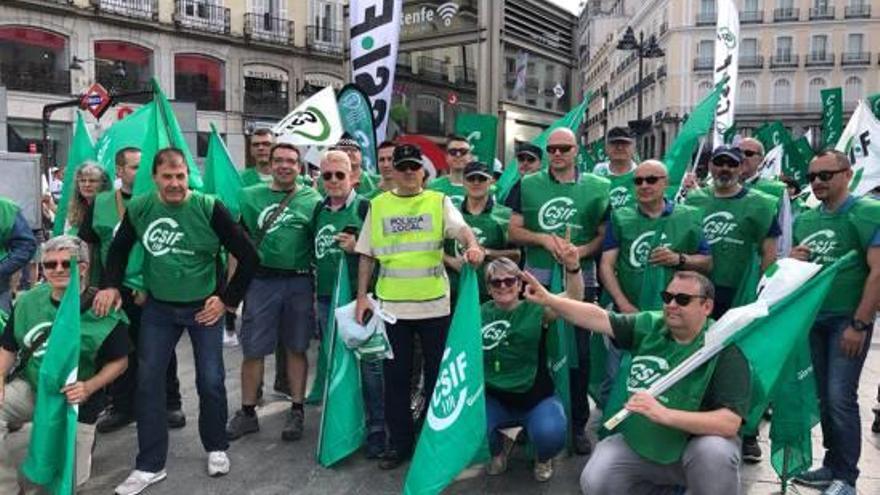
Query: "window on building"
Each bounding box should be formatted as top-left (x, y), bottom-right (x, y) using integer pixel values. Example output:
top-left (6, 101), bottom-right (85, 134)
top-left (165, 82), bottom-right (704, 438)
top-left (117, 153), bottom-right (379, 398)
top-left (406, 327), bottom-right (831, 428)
top-left (697, 80), bottom-right (713, 100)
top-left (197, 131), bottom-right (225, 158)
top-left (739, 80), bottom-right (757, 106)
top-left (844, 76), bottom-right (863, 102)
top-left (94, 41), bottom-right (152, 94)
top-left (741, 38), bottom-right (758, 57)
top-left (174, 53), bottom-right (225, 111)
top-left (415, 95), bottom-right (445, 135)
top-left (0, 26), bottom-right (69, 95)
top-left (814, 0), bottom-right (828, 9)
top-left (243, 65), bottom-right (289, 118)
top-left (700, 0), bottom-right (715, 14)
top-left (777, 0), bottom-right (793, 9)
top-left (776, 36), bottom-right (793, 58)
top-left (808, 77), bottom-right (826, 104)
top-left (847, 33), bottom-right (864, 53)
top-left (773, 78), bottom-right (792, 105)
top-left (697, 39), bottom-right (714, 61)
top-left (811, 34), bottom-right (828, 58)
top-left (744, 0), bottom-right (759, 11)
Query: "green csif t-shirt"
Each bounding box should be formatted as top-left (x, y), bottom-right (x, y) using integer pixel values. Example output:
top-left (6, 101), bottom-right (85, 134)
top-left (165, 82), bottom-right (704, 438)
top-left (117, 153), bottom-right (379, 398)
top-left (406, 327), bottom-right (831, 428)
top-left (427, 175), bottom-right (466, 209)
top-left (480, 300), bottom-right (545, 393)
top-left (312, 194), bottom-right (368, 296)
top-left (594, 162), bottom-right (637, 210)
top-left (444, 199), bottom-right (511, 298)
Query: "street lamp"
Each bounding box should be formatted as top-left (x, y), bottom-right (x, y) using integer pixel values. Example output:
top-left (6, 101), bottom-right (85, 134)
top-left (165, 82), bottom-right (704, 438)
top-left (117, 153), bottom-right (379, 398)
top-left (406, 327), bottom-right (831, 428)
top-left (616, 26), bottom-right (665, 147)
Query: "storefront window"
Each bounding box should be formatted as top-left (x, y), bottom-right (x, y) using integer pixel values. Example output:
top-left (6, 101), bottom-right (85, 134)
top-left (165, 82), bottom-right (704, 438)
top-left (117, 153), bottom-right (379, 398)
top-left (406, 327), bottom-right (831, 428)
top-left (174, 53), bottom-right (225, 111)
top-left (94, 41), bottom-right (152, 94)
top-left (0, 26), bottom-right (70, 95)
top-left (243, 65), bottom-right (289, 118)
top-left (503, 46), bottom-right (571, 112)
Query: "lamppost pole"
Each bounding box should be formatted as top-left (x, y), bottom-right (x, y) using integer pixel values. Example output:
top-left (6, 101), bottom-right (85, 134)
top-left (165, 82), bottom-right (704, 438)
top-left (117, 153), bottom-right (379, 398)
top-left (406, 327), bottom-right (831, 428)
top-left (637, 31), bottom-right (644, 127)
top-left (616, 26), bottom-right (664, 156)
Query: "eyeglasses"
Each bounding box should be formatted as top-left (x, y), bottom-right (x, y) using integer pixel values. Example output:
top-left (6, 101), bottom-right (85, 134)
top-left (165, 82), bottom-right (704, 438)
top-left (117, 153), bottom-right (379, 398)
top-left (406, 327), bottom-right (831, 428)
top-left (660, 291), bottom-right (707, 306)
top-left (742, 150), bottom-right (762, 158)
top-left (546, 144), bottom-right (574, 155)
top-left (712, 159), bottom-right (740, 169)
top-left (807, 168), bottom-right (848, 183)
top-left (394, 162), bottom-right (421, 172)
top-left (516, 154), bottom-right (537, 163)
top-left (465, 174), bottom-right (490, 183)
top-left (488, 277), bottom-right (519, 289)
top-left (251, 141), bottom-right (272, 148)
top-left (633, 175), bottom-right (666, 186)
top-left (78, 178), bottom-right (101, 184)
top-left (322, 171), bottom-right (347, 181)
top-left (447, 148), bottom-right (470, 157)
top-left (42, 259), bottom-right (73, 271)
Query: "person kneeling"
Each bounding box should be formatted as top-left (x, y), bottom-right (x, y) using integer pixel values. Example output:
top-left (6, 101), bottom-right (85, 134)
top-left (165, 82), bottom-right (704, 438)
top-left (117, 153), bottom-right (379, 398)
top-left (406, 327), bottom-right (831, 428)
top-left (0, 235), bottom-right (129, 493)
top-left (521, 269), bottom-right (750, 495)
top-left (481, 244), bottom-right (583, 482)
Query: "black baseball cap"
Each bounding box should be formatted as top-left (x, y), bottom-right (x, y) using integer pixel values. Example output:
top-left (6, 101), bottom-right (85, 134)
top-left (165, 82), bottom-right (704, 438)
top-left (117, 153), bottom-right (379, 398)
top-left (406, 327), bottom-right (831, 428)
top-left (711, 145), bottom-right (743, 165)
top-left (336, 132), bottom-right (361, 151)
top-left (606, 126), bottom-right (635, 143)
top-left (392, 144), bottom-right (424, 168)
top-left (516, 142), bottom-right (543, 160)
top-left (464, 161), bottom-right (492, 179)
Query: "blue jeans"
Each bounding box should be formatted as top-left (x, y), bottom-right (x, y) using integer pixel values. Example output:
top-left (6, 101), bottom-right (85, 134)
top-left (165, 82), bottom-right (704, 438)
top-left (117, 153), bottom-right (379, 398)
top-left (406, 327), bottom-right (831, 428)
top-left (810, 313), bottom-right (874, 486)
top-left (486, 394), bottom-right (567, 462)
top-left (136, 298), bottom-right (228, 472)
top-left (317, 297), bottom-right (385, 437)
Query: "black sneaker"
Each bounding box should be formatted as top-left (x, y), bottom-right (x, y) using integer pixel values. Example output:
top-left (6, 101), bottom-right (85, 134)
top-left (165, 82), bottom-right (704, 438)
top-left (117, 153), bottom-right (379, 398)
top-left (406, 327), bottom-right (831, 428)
top-left (167, 409), bottom-right (187, 430)
top-left (378, 449), bottom-right (409, 470)
top-left (226, 410), bottom-right (260, 440)
top-left (281, 409), bottom-right (304, 441)
top-left (742, 435), bottom-right (762, 463)
top-left (365, 431), bottom-right (386, 459)
top-left (97, 409), bottom-right (134, 433)
top-left (573, 430), bottom-right (592, 456)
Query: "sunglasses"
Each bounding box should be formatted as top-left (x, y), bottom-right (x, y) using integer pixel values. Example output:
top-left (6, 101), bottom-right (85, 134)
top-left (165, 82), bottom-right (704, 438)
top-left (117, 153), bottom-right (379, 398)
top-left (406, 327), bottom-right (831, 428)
top-left (465, 174), bottom-right (490, 183)
top-left (395, 162), bottom-right (422, 172)
top-left (489, 277), bottom-right (519, 289)
top-left (516, 154), bottom-right (537, 163)
top-left (660, 291), bottom-right (707, 306)
top-left (447, 148), bottom-right (470, 157)
top-left (712, 159), bottom-right (740, 169)
top-left (807, 168), bottom-right (848, 183)
top-left (322, 171), bottom-right (347, 181)
top-left (42, 259), bottom-right (73, 271)
top-left (251, 141), bottom-right (272, 147)
top-left (546, 144), bottom-right (574, 155)
top-left (634, 175), bottom-right (666, 186)
top-left (742, 150), bottom-right (762, 158)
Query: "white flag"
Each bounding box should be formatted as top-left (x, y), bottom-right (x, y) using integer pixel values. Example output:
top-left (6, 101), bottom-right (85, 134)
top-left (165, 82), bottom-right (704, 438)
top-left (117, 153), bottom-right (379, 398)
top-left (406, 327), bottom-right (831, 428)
top-left (514, 51), bottom-right (528, 96)
top-left (349, 0), bottom-right (402, 143)
top-left (273, 87), bottom-right (343, 147)
top-left (712, 0), bottom-right (740, 146)
top-left (835, 100), bottom-right (880, 196)
top-left (758, 145), bottom-right (784, 180)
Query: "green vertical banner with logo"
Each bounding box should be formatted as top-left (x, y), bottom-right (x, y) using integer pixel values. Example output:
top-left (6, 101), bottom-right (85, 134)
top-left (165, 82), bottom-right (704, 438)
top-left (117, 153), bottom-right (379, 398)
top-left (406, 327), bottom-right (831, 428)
top-left (403, 267), bottom-right (485, 495)
top-left (338, 84), bottom-right (378, 174)
top-left (820, 87), bottom-right (843, 149)
top-left (755, 121), bottom-right (813, 186)
top-left (454, 113), bottom-right (498, 166)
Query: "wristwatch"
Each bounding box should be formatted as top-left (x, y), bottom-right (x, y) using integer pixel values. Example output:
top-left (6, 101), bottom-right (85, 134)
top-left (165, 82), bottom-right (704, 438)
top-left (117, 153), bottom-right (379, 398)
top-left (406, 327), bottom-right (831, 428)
top-left (566, 265), bottom-right (582, 274)
top-left (676, 252), bottom-right (686, 269)
top-left (851, 318), bottom-right (873, 333)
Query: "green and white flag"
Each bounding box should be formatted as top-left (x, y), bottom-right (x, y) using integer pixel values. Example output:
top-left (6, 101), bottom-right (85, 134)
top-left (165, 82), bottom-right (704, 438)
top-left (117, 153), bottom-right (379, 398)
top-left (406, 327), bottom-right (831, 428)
top-left (712, 0), bottom-right (739, 146)
top-left (757, 145), bottom-right (784, 180)
top-left (274, 86), bottom-right (344, 148)
top-left (203, 124), bottom-right (244, 219)
top-left (835, 100), bottom-right (880, 196)
top-left (755, 121), bottom-right (813, 186)
top-left (820, 87), bottom-right (843, 149)
top-left (53, 111), bottom-right (97, 236)
top-left (94, 103), bottom-right (155, 175)
top-left (454, 113), bottom-right (498, 166)
top-left (22, 258), bottom-right (81, 494)
top-left (867, 92), bottom-right (880, 119)
top-left (316, 257), bottom-right (365, 467)
top-left (338, 84), bottom-right (379, 173)
top-left (403, 266), bottom-right (485, 495)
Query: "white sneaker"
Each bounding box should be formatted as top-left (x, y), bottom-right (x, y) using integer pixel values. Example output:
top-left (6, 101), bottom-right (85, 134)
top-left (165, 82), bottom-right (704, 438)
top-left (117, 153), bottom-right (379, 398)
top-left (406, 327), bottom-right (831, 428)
top-left (223, 331), bottom-right (239, 348)
top-left (115, 469), bottom-right (167, 495)
top-left (207, 451), bottom-right (230, 477)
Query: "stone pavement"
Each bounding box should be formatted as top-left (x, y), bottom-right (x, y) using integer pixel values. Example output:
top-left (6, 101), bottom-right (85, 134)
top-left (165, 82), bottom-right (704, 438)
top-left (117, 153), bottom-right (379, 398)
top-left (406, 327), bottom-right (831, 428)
top-left (6, 325), bottom-right (879, 494)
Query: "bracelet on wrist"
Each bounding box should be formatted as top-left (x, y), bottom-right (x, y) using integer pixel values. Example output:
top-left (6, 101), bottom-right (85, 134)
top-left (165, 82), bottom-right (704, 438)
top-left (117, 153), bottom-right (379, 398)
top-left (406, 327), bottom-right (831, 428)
top-left (851, 318), bottom-right (872, 332)
top-left (565, 265), bottom-right (581, 274)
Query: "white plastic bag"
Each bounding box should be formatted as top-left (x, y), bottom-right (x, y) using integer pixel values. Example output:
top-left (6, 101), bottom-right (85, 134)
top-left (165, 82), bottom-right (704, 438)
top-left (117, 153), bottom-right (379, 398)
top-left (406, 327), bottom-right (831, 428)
top-left (334, 294), bottom-right (396, 360)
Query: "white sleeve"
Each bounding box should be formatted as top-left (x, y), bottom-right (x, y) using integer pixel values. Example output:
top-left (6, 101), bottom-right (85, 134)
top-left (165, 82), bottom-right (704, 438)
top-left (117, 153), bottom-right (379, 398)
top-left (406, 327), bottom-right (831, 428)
top-left (442, 196), bottom-right (467, 239)
top-left (355, 209), bottom-right (373, 256)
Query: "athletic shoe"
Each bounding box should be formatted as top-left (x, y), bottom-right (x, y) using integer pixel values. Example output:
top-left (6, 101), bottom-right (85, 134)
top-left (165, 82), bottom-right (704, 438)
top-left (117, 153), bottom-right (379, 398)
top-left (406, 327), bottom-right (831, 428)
top-left (378, 449), bottom-right (408, 470)
top-left (281, 409), bottom-right (304, 441)
top-left (226, 410), bottom-right (260, 440)
top-left (222, 331), bottom-right (239, 348)
top-left (741, 435), bottom-right (762, 463)
top-left (114, 469), bottom-right (167, 495)
top-left (822, 480), bottom-right (856, 495)
top-left (97, 409), bottom-right (134, 433)
top-left (533, 459), bottom-right (554, 482)
top-left (207, 451), bottom-right (230, 477)
top-left (486, 436), bottom-right (515, 476)
top-left (167, 409), bottom-right (186, 429)
top-left (793, 466), bottom-right (834, 488)
top-left (573, 429), bottom-right (592, 456)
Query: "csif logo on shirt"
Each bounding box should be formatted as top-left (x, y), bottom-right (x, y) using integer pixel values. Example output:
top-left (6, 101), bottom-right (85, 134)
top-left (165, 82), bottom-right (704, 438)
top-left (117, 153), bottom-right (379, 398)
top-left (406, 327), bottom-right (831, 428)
top-left (480, 319), bottom-right (510, 350)
top-left (315, 224), bottom-right (340, 260)
top-left (702, 211), bottom-right (739, 245)
top-left (143, 218), bottom-right (192, 256)
top-left (257, 204), bottom-right (297, 235)
top-left (800, 229), bottom-right (839, 262)
top-left (22, 322), bottom-right (52, 358)
top-left (626, 355), bottom-right (670, 392)
top-left (538, 197), bottom-right (577, 231)
top-left (609, 186), bottom-right (632, 209)
top-left (628, 231), bottom-right (670, 269)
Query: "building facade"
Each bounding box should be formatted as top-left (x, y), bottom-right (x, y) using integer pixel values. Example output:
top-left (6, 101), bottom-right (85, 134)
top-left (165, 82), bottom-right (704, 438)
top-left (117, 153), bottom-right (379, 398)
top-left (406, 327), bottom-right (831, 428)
top-left (581, 0), bottom-right (880, 157)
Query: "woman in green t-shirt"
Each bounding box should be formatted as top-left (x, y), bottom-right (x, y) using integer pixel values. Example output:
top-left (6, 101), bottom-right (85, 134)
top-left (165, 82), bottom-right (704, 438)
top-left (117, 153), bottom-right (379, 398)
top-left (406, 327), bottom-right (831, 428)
top-left (481, 250), bottom-right (583, 483)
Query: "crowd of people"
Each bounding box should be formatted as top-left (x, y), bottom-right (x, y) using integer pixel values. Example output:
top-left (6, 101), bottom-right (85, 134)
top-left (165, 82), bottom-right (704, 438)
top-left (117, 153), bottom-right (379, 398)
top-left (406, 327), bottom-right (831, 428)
top-left (0, 121), bottom-right (877, 495)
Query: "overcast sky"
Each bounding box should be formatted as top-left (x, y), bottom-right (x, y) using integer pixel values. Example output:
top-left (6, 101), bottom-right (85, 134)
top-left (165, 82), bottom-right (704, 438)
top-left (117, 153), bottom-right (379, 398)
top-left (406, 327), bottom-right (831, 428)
top-left (547, 0), bottom-right (581, 14)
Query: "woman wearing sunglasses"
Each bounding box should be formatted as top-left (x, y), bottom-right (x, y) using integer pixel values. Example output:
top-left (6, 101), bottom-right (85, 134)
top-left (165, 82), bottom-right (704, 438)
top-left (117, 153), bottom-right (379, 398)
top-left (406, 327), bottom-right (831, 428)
top-left (481, 239), bottom-right (583, 483)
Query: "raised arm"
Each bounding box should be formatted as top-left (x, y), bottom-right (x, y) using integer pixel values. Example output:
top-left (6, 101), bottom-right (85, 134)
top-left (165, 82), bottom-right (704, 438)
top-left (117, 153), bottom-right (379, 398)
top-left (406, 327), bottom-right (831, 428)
top-left (523, 270), bottom-right (611, 335)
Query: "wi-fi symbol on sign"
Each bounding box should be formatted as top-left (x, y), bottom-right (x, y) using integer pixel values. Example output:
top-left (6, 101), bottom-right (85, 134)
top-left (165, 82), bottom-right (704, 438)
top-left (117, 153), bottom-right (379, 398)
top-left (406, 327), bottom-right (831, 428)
top-left (437, 2), bottom-right (459, 26)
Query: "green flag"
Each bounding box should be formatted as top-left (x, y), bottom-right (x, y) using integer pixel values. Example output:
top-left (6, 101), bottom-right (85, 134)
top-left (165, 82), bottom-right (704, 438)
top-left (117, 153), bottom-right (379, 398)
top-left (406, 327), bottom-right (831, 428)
top-left (22, 258), bottom-right (81, 494)
top-left (403, 266), bottom-right (485, 495)
top-left (495, 93), bottom-right (591, 201)
top-left (591, 140), bottom-right (608, 165)
top-left (203, 124), bottom-right (244, 219)
top-left (722, 123), bottom-right (738, 145)
top-left (53, 112), bottom-right (97, 236)
top-left (867, 92), bottom-right (880, 120)
top-left (664, 82), bottom-right (726, 198)
top-left (315, 257), bottom-right (365, 467)
top-left (821, 87), bottom-right (843, 148)
top-left (454, 113), bottom-right (498, 166)
top-left (546, 264), bottom-right (577, 447)
top-left (755, 121), bottom-right (813, 186)
top-left (576, 145), bottom-right (595, 173)
top-left (94, 103), bottom-right (155, 175)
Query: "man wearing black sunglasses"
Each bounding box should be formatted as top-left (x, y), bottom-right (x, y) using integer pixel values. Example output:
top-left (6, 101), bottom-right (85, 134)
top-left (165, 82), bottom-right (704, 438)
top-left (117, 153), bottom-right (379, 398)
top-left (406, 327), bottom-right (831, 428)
top-left (593, 127), bottom-right (638, 210)
top-left (521, 268), bottom-right (749, 495)
top-left (790, 150), bottom-right (880, 493)
top-left (427, 135), bottom-right (472, 208)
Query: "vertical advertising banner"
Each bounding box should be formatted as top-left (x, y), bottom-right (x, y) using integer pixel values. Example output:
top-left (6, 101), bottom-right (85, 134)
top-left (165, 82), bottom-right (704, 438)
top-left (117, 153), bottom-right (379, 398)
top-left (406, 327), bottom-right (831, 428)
top-left (712, 0), bottom-right (740, 147)
top-left (337, 84), bottom-right (379, 173)
top-left (350, 0), bottom-right (402, 143)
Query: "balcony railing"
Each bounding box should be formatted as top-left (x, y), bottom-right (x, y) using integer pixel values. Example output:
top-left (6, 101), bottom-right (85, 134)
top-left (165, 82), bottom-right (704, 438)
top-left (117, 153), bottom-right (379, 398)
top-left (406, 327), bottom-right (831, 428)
top-left (740, 10), bottom-right (764, 23)
top-left (244, 93), bottom-right (289, 118)
top-left (0, 65), bottom-right (71, 95)
top-left (769, 54), bottom-right (799, 68)
top-left (845, 4), bottom-right (871, 18)
top-left (417, 56), bottom-right (448, 81)
top-left (177, 89), bottom-right (225, 111)
top-left (92, 0), bottom-right (157, 20)
top-left (454, 65), bottom-right (475, 85)
top-left (174, 0), bottom-right (230, 34)
top-left (695, 11), bottom-right (716, 25)
top-left (773, 7), bottom-right (799, 21)
top-left (739, 55), bottom-right (764, 69)
top-left (693, 57), bottom-right (714, 71)
top-left (805, 52), bottom-right (835, 66)
top-left (809, 6), bottom-right (835, 19)
top-left (841, 51), bottom-right (871, 66)
top-left (305, 26), bottom-right (343, 56)
top-left (244, 13), bottom-right (293, 45)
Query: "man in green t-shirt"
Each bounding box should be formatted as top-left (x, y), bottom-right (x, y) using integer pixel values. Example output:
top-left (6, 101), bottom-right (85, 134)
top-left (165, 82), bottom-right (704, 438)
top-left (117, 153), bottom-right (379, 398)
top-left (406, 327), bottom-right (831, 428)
top-left (427, 134), bottom-right (472, 208)
top-left (521, 269), bottom-right (750, 495)
top-left (592, 127), bottom-right (638, 210)
top-left (367, 140), bottom-right (397, 199)
top-left (790, 150), bottom-right (880, 494)
top-left (0, 235), bottom-right (129, 493)
top-left (240, 128), bottom-right (274, 187)
top-left (227, 143), bottom-right (322, 445)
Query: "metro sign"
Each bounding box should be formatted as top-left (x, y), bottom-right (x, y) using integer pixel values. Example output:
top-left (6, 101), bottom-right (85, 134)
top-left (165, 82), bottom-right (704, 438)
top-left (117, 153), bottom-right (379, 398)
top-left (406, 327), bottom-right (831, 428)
top-left (81, 83), bottom-right (111, 119)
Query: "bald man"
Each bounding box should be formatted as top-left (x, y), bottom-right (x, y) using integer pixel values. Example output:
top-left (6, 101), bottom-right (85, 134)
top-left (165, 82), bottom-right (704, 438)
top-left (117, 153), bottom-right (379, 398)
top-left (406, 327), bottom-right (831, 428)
top-left (507, 127), bottom-right (611, 455)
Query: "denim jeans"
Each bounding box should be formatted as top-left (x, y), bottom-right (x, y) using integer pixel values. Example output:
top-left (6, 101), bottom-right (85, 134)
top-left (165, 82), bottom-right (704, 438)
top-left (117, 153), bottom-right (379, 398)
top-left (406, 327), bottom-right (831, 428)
top-left (317, 297), bottom-right (385, 437)
top-left (810, 313), bottom-right (874, 486)
top-left (135, 297), bottom-right (228, 472)
top-left (485, 394), bottom-right (567, 462)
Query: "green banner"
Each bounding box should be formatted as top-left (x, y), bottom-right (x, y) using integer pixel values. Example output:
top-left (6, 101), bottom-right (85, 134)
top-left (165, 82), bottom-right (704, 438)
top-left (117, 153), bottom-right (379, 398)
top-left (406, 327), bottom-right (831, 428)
top-left (454, 113), bottom-right (498, 166)
top-left (868, 92), bottom-right (880, 120)
top-left (338, 84), bottom-right (378, 173)
top-left (820, 87), bottom-right (843, 149)
top-left (203, 124), bottom-right (244, 219)
top-left (53, 111), bottom-right (97, 236)
top-left (755, 121), bottom-right (813, 186)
